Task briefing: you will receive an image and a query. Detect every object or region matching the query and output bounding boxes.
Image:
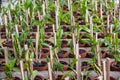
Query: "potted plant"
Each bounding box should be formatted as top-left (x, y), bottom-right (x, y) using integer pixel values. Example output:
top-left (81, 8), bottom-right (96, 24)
top-left (4, 58), bottom-right (20, 80)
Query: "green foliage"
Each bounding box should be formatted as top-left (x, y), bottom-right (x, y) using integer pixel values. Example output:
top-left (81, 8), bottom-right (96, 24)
top-left (5, 58), bottom-right (20, 80)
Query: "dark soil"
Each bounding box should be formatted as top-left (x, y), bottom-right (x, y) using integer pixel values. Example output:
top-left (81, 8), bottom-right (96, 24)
top-left (79, 49), bottom-right (86, 54)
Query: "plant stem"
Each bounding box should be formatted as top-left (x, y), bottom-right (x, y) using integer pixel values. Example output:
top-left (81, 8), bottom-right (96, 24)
top-left (20, 60), bottom-right (25, 80)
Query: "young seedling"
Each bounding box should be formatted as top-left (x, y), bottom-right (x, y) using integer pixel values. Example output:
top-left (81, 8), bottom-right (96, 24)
top-left (24, 44), bottom-right (34, 80)
top-left (12, 34), bottom-right (17, 57)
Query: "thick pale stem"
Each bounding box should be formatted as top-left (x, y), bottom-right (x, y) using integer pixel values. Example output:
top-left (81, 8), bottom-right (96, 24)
top-left (24, 45), bottom-right (29, 60)
top-left (8, 10), bottom-right (11, 23)
top-left (102, 60), bottom-right (107, 80)
top-left (95, 1), bottom-right (97, 11)
top-left (42, 2), bottom-right (46, 16)
top-left (15, 25), bottom-right (19, 37)
top-left (26, 9), bottom-right (29, 26)
top-left (68, 0), bottom-right (70, 10)
top-left (37, 11), bottom-right (41, 21)
top-left (100, 3), bottom-right (103, 20)
top-left (4, 15), bottom-right (8, 34)
top-left (92, 0), bottom-right (94, 5)
top-left (72, 33), bottom-right (76, 55)
top-left (35, 26), bottom-right (39, 60)
top-left (54, 32), bottom-right (59, 61)
top-left (90, 16), bottom-right (93, 37)
top-left (98, 76), bottom-right (103, 80)
top-left (48, 62), bottom-right (53, 80)
top-left (55, 1), bottom-right (59, 30)
top-left (105, 0), bottom-right (107, 7)
top-left (96, 33), bottom-right (101, 67)
top-left (107, 15), bottom-right (110, 33)
top-left (49, 46), bottom-right (53, 67)
top-left (45, 0), bottom-right (48, 8)
top-left (70, 0), bottom-right (73, 26)
top-left (119, 9), bottom-right (120, 21)
top-left (20, 60), bottom-right (25, 80)
top-left (106, 58), bottom-right (110, 80)
top-left (12, 34), bottom-right (17, 57)
top-left (76, 41), bottom-right (81, 80)
top-left (86, 9), bottom-right (88, 23)
top-left (4, 47), bottom-right (8, 64)
top-left (65, 77), bottom-right (70, 80)
top-left (110, 25), bottom-right (112, 34)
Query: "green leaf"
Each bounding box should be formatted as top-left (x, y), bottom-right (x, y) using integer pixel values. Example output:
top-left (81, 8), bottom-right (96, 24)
top-left (30, 52), bottom-right (34, 59)
top-left (13, 68), bottom-right (20, 72)
top-left (33, 70), bottom-right (38, 79)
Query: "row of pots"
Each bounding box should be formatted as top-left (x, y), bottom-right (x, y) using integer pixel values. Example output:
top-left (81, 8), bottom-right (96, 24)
top-left (1, 31), bottom-right (118, 39)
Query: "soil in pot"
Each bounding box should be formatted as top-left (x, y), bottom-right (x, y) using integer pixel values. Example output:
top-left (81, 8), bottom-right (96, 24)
top-left (60, 61), bottom-right (69, 71)
top-left (45, 32), bottom-right (53, 39)
top-left (33, 61), bottom-right (48, 71)
top-left (56, 75), bottom-right (75, 80)
top-left (86, 53), bottom-right (94, 58)
top-left (62, 5), bottom-right (69, 11)
top-left (34, 75), bottom-right (44, 80)
top-left (63, 26), bottom-right (71, 32)
top-left (62, 34), bottom-right (72, 39)
top-left (61, 40), bottom-right (69, 48)
top-left (81, 62), bottom-right (90, 71)
top-left (1, 33), bottom-right (6, 39)
top-left (58, 50), bottom-right (68, 58)
top-left (111, 61), bottom-right (120, 71)
top-left (12, 77), bottom-right (21, 80)
top-left (43, 40), bottom-right (54, 48)
top-left (2, 40), bottom-right (13, 48)
top-left (45, 25), bottom-right (53, 32)
top-left (0, 27), bottom-right (5, 32)
top-left (0, 50), bottom-right (4, 58)
top-left (41, 48), bottom-right (50, 58)
top-left (79, 48), bottom-right (87, 58)
top-left (0, 61), bottom-right (5, 71)
top-left (31, 26), bottom-right (37, 32)
top-left (69, 52), bottom-right (75, 58)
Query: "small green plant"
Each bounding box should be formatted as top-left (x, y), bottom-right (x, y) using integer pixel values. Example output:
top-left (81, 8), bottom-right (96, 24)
top-left (5, 58), bottom-right (20, 80)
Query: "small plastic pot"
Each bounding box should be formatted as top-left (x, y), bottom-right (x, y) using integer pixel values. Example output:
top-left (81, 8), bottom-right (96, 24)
top-left (33, 61), bottom-right (48, 71)
top-left (79, 48), bottom-right (87, 58)
top-left (58, 50), bottom-right (68, 58)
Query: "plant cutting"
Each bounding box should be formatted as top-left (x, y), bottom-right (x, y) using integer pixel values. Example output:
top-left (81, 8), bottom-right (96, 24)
top-left (24, 45), bottom-right (38, 80)
top-left (109, 33), bottom-right (120, 71)
top-left (4, 58), bottom-right (20, 80)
